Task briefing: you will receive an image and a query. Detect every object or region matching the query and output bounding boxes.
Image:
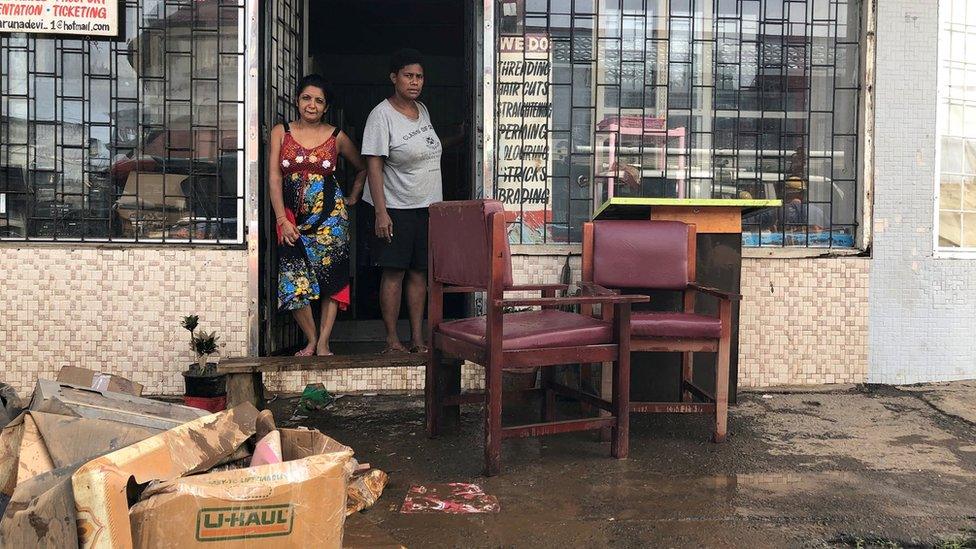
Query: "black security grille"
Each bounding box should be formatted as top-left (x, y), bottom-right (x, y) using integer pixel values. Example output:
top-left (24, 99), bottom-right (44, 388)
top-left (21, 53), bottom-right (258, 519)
top-left (0, 0), bottom-right (245, 243)
top-left (496, 0), bottom-right (861, 247)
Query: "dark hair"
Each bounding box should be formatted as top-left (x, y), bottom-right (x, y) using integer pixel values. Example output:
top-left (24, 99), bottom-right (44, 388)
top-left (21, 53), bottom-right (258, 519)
top-left (295, 74), bottom-right (336, 108)
top-left (389, 48), bottom-right (424, 75)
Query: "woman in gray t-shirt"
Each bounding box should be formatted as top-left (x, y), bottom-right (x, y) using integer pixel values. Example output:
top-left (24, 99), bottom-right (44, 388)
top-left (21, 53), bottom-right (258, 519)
top-left (361, 49), bottom-right (447, 354)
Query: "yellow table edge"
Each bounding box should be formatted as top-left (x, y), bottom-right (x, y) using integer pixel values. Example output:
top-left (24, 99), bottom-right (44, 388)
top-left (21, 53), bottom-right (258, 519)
top-left (593, 197), bottom-right (782, 219)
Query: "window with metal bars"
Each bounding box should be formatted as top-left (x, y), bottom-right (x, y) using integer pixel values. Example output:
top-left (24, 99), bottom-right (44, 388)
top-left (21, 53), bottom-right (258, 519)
top-left (495, 0), bottom-right (861, 247)
top-left (0, 0), bottom-right (245, 244)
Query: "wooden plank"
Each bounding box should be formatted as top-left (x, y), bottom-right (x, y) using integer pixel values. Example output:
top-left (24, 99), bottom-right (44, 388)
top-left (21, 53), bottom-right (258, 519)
top-left (433, 333), bottom-right (486, 364)
top-left (216, 353), bottom-right (428, 374)
top-left (225, 372), bottom-right (264, 410)
top-left (502, 345), bottom-right (617, 370)
top-left (441, 387), bottom-right (543, 407)
top-left (650, 206), bottom-right (742, 234)
top-left (684, 381), bottom-right (714, 403)
top-left (631, 338), bottom-right (718, 353)
top-left (501, 417), bottom-right (616, 439)
top-left (631, 402), bottom-right (715, 414)
top-left (549, 382), bottom-right (613, 412)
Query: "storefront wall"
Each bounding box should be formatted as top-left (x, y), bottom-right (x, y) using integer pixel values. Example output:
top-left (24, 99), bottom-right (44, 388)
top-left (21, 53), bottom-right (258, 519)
top-left (0, 247), bottom-right (248, 395)
top-left (0, 0), bottom-right (880, 396)
top-left (869, 0), bottom-right (976, 384)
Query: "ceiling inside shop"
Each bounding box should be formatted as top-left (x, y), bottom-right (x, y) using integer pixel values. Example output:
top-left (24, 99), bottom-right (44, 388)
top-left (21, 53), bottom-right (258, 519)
top-left (308, 0), bottom-right (465, 57)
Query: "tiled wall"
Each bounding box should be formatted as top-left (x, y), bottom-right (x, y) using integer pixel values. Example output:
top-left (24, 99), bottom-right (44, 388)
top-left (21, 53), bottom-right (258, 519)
top-left (738, 257), bottom-right (870, 387)
top-left (1, 247), bottom-right (868, 397)
top-left (0, 246), bottom-right (249, 396)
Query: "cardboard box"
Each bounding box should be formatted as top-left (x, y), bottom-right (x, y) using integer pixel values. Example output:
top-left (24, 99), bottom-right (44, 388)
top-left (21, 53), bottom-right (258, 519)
top-left (57, 366), bottom-right (144, 396)
top-left (31, 379), bottom-right (206, 431)
top-left (0, 412), bottom-right (159, 506)
top-left (0, 413), bottom-right (160, 548)
top-left (72, 403), bottom-right (260, 549)
top-left (128, 428), bottom-right (354, 548)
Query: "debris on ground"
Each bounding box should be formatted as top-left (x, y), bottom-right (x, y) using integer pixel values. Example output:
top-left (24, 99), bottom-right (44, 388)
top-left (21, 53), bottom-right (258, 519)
top-left (30, 379), bottom-right (208, 430)
top-left (250, 429), bottom-right (283, 466)
top-left (347, 468), bottom-right (389, 515)
top-left (0, 377), bottom-right (390, 549)
top-left (298, 383), bottom-right (337, 412)
top-left (0, 412), bottom-right (164, 547)
top-left (0, 384), bottom-right (23, 430)
top-left (127, 419), bottom-right (355, 548)
top-left (56, 366), bottom-right (144, 396)
top-left (400, 483), bottom-right (500, 514)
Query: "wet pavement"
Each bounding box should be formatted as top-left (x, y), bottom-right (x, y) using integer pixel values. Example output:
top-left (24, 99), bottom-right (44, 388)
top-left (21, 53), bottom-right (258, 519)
top-left (270, 383), bottom-right (976, 548)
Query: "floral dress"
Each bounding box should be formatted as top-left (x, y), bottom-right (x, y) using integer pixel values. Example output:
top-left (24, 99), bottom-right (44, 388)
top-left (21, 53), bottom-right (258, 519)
top-left (277, 123), bottom-right (350, 311)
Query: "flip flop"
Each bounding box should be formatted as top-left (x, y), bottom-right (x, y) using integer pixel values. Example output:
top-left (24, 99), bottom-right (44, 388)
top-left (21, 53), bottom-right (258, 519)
top-left (409, 345), bottom-right (429, 354)
top-left (295, 348), bottom-right (314, 357)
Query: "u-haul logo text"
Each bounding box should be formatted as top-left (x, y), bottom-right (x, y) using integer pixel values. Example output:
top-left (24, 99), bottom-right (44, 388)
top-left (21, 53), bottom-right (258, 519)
top-left (196, 504), bottom-right (294, 541)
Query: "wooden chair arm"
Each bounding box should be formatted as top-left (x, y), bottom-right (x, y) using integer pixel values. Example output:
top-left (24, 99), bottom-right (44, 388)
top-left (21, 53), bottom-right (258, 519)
top-left (689, 283), bottom-right (741, 301)
top-left (578, 282), bottom-right (620, 297)
top-left (442, 286), bottom-right (483, 293)
top-left (505, 284), bottom-right (571, 292)
top-left (495, 294), bottom-right (648, 308)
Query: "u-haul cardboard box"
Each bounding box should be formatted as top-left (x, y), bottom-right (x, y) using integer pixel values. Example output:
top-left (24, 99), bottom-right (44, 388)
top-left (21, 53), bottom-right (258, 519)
top-left (127, 428), bottom-right (353, 548)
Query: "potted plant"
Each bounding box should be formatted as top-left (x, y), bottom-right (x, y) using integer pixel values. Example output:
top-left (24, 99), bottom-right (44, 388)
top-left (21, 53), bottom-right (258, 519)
top-left (181, 315), bottom-right (227, 403)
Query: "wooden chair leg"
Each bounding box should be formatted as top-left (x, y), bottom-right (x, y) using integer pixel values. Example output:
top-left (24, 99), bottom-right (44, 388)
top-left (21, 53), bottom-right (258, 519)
top-left (426, 347), bottom-right (440, 438)
top-left (484, 362), bottom-right (503, 476)
top-left (611, 305), bottom-right (631, 459)
top-left (681, 352), bottom-right (694, 402)
top-left (714, 303), bottom-right (732, 443)
top-left (599, 360), bottom-right (613, 442)
top-left (541, 366), bottom-right (556, 422)
top-left (611, 353), bottom-right (631, 459)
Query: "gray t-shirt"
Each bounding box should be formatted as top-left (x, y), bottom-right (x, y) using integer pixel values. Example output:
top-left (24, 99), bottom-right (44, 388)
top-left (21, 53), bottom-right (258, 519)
top-left (361, 99), bottom-right (443, 209)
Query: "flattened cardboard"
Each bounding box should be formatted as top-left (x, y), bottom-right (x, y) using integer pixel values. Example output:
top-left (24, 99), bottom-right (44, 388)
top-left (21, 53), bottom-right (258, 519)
top-left (1, 467), bottom-right (79, 548)
top-left (0, 416), bottom-right (159, 548)
top-left (72, 403), bottom-right (259, 549)
top-left (0, 383), bottom-right (23, 429)
top-left (31, 379), bottom-right (206, 431)
top-left (57, 366), bottom-right (144, 396)
top-left (128, 428), bottom-right (353, 549)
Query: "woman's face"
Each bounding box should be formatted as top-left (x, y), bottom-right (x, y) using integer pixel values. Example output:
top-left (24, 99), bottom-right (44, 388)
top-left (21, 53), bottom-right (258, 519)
top-left (296, 85), bottom-right (327, 123)
top-left (390, 63), bottom-right (424, 100)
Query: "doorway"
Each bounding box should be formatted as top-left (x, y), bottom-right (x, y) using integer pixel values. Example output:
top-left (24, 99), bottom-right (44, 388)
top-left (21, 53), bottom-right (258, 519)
top-left (259, 0), bottom-right (476, 354)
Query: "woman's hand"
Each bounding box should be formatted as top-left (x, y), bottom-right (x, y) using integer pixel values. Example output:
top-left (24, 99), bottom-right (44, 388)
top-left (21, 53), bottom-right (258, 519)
top-left (374, 210), bottom-right (393, 242)
top-left (279, 219), bottom-right (301, 246)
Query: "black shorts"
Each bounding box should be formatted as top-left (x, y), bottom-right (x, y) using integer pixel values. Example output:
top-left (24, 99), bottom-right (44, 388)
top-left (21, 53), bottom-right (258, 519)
top-left (368, 207), bottom-right (429, 270)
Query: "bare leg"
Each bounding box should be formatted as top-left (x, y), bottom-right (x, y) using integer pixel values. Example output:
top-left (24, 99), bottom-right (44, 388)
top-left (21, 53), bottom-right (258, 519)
top-left (291, 305), bottom-right (317, 356)
top-left (316, 298), bottom-right (339, 356)
top-left (380, 268), bottom-right (408, 352)
top-left (406, 269), bottom-right (428, 350)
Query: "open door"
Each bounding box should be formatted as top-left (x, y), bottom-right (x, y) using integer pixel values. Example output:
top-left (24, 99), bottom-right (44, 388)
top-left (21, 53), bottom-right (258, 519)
top-left (259, 0), bottom-right (307, 356)
top-left (260, 0), bottom-right (476, 354)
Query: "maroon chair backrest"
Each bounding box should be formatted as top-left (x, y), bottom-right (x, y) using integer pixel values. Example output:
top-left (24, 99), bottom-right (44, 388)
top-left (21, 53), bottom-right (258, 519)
top-left (429, 200), bottom-right (514, 289)
top-left (591, 220), bottom-right (691, 290)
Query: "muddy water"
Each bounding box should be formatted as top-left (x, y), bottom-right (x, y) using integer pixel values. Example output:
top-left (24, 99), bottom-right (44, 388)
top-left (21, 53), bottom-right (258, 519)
top-left (272, 390), bottom-right (976, 548)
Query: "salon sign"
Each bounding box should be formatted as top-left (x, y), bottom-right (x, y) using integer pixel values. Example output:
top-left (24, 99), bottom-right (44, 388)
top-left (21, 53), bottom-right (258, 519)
top-left (0, 0), bottom-right (119, 37)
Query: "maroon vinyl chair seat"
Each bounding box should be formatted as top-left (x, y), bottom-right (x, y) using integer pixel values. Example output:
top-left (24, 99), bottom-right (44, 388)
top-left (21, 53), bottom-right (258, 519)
top-left (427, 200), bottom-right (646, 476)
top-left (582, 219), bottom-right (740, 444)
top-left (630, 312), bottom-right (722, 339)
top-left (438, 310), bottom-right (612, 351)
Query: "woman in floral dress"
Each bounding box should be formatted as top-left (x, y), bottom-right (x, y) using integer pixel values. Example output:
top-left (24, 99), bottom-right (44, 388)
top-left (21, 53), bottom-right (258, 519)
top-left (268, 74), bottom-right (366, 356)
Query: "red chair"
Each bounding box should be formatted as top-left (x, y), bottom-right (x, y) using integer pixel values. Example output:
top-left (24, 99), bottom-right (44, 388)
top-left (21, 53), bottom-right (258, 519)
top-left (427, 200), bottom-right (647, 476)
top-left (581, 220), bottom-right (739, 442)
